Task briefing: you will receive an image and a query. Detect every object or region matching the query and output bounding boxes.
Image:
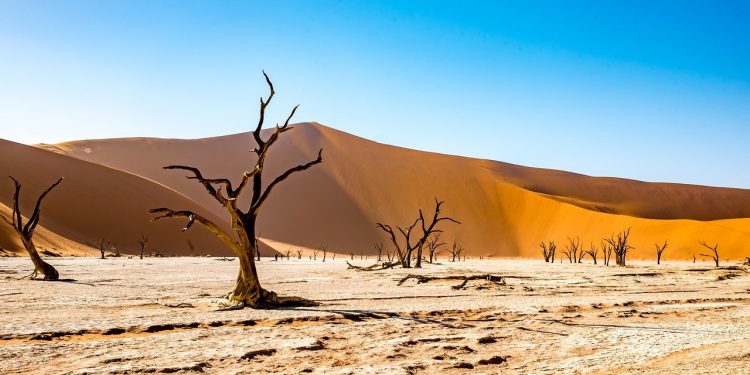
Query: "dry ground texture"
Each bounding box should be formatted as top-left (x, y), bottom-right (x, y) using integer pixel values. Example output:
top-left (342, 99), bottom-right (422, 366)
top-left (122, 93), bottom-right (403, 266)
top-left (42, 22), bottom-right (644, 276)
top-left (1, 258), bottom-right (749, 374)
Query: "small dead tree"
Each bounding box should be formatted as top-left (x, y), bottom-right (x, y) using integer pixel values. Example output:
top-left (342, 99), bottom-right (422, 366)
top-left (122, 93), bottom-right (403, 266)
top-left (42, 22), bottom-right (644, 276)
top-left (138, 233), bottom-right (149, 260)
top-left (424, 232), bottom-right (445, 264)
top-left (348, 250), bottom-right (355, 260)
top-left (296, 249), bottom-right (302, 260)
top-left (374, 242), bottom-right (384, 262)
top-left (376, 199), bottom-right (460, 268)
top-left (698, 241), bottom-right (720, 267)
top-left (654, 240), bottom-right (668, 265)
top-left (385, 247), bottom-right (395, 262)
top-left (312, 247), bottom-right (320, 261)
top-left (285, 248), bottom-right (291, 260)
top-left (150, 72), bottom-right (323, 308)
top-left (584, 242), bottom-right (599, 265)
top-left (320, 245), bottom-right (328, 262)
top-left (605, 228), bottom-right (634, 266)
top-left (448, 241), bottom-right (463, 262)
top-left (90, 238), bottom-right (111, 260)
top-left (0, 177), bottom-right (63, 280)
top-left (540, 241), bottom-right (555, 263)
top-left (601, 240), bottom-right (613, 266)
top-left (565, 237), bottom-right (582, 263)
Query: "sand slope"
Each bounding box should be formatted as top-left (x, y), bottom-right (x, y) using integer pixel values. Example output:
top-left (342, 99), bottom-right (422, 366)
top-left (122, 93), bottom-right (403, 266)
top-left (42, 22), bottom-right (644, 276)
top-left (46, 122), bottom-right (750, 260)
top-left (0, 139), bottom-right (281, 256)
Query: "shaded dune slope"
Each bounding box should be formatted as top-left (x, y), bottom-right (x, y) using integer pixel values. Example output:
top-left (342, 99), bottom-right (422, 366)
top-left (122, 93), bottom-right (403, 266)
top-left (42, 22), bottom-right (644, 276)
top-left (0, 139), bottom-right (277, 256)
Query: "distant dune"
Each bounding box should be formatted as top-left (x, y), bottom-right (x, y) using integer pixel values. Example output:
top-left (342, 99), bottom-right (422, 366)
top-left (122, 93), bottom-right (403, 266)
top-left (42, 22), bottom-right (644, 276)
top-left (25, 122), bottom-right (748, 261)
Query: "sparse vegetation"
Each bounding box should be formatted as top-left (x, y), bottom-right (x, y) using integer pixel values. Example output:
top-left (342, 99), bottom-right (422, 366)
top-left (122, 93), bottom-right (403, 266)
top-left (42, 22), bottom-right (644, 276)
top-left (138, 233), bottom-right (149, 260)
top-left (605, 228), bottom-right (634, 267)
top-left (540, 241), bottom-right (556, 263)
top-left (376, 198), bottom-right (460, 268)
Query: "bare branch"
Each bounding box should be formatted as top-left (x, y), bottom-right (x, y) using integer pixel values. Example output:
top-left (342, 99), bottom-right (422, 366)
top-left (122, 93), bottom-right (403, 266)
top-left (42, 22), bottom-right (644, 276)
top-left (24, 177), bottom-right (63, 236)
top-left (150, 208), bottom-right (239, 251)
top-left (253, 149), bottom-right (323, 212)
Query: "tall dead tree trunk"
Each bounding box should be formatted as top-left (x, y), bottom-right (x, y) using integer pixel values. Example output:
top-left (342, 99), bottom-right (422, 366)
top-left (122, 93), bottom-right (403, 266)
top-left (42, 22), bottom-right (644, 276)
top-left (138, 233), bottom-right (149, 260)
top-left (89, 238), bottom-right (111, 259)
top-left (655, 240), bottom-right (668, 265)
top-left (584, 242), bottom-right (599, 265)
top-left (449, 241), bottom-right (463, 262)
top-left (1, 177), bottom-right (63, 280)
top-left (376, 199), bottom-right (459, 268)
top-left (150, 72), bottom-right (322, 308)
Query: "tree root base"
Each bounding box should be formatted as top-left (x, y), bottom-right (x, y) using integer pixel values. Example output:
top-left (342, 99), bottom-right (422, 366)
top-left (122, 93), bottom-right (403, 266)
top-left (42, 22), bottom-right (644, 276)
top-left (218, 288), bottom-right (318, 310)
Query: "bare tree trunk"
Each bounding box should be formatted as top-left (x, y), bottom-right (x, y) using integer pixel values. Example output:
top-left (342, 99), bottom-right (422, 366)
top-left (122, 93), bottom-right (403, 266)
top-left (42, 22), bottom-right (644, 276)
top-left (1, 177), bottom-right (63, 281)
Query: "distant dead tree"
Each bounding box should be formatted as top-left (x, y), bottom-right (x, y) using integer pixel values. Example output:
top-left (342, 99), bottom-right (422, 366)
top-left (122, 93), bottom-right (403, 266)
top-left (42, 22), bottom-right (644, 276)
top-left (540, 240), bottom-right (556, 263)
top-left (137, 233), bottom-right (149, 260)
top-left (285, 248), bottom-right (291, 260)
top-left (320, 245), bottom-right (328, 262)
top-left (692, 254), bottom-right (696, 263)
top-left (376, 199), bottom-right (460, 268)
top-left (698, 241), bottom-right (720, 267)
top-left (385, 247), bottom-right (395, 262)
top-left (424, 232), bottom-right (446, 264)
top-left (584, 242), bottom-right (599, 265)
top-left (654, 240), bottom-right (668, 265)
top-left (296, 249), bottom-right (303, 260)
top-left (150, 72), bottom-right (323, 308)
top-left (565, 237), bottom-right (583, 263)
top-left (312, 247), bottom-right (320, 261)
top-left (348, 250), bottom-right (355, 260)
top-left (374, 242), bottom-right (384, 262)
top-left (601, 240), bottom-right (613, 266)
top-left (605, 228), bottom-right (634, 266)
top-left (448, 241), bottom-right (464, 262)
top-left (0, 176), bottom-right (63, 280)
top-left (89, 238), bottom-right (111, 260)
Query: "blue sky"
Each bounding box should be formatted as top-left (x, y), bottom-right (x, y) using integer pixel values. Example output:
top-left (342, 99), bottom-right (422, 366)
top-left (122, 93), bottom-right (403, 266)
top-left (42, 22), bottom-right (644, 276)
top-left (1, 1), bottom-right (749, 188)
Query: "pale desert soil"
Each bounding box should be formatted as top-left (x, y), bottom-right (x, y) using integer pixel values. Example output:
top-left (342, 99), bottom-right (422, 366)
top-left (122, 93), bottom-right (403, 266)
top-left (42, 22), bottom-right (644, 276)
top-left (1, 257), bottom-right (749, 374)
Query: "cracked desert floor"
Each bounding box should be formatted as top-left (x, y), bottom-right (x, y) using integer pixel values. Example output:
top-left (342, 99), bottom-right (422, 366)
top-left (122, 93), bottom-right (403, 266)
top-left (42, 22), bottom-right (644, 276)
top-left (1, 258), bottom-right (749, 374)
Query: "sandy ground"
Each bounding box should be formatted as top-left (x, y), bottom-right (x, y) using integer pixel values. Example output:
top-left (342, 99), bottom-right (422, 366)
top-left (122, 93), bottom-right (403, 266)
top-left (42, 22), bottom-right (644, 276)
top-left (1, 257), bottom-right (749, 374)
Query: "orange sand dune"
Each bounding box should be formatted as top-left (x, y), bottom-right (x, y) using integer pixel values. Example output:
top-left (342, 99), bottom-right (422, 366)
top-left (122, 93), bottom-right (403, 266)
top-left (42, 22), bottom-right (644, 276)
top-left (0, 139), bottom-right (277, 257)
top-left (47, 122), bottom-right (750, 260)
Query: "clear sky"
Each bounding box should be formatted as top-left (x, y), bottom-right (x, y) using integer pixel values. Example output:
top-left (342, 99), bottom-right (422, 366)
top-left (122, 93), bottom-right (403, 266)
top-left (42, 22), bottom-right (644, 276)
top-left (1, 1), bottom-right (749, 188)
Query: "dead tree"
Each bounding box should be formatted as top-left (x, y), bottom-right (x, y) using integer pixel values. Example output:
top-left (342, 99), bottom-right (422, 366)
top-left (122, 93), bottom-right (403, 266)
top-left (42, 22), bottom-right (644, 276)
top-left (385, 247), bottom-right (395, 262)
top-left (376, 199), bottom-right (460, 268)
top-left (655, 240), bottom-right (668, 265)
top-left (319, 245), bottom-right (328, 262)
top-left (449, 240), bottom-right (463, 262)
top-left (150, 72), bottom-right (323, 308)
top-left (89, 238), bottom-right (111, 260)
top-left (285, 248), bottom-right (292, 260)
top-left (584, 242), bottom-right (599, 265)
top-left (605, 228), bottom-right (634, 266)
top-left (540, 241), bottom-right (556, 263)
top-left (0, 177), bottom-right (63, 280)
top-left (255, 234), bottom-right (261, 261)
top-left (565, 237), bottom-right (582, 263)
top-left (601, 240), bottom-right (613, 266)
top-left (312, 247), bottom-right (320, 261)
top-left (374, 242), bottom-right (384, 262)
top-left (138, 233), bottom-right (149, 260)
top-left (296, 249), bottom-right (303, 260)
top-left (424, 232), bottom-right (445, 264)
top-left (698, 241), bottom-right (720, 268)
top-left (348, 250), bottom-right (355, 260)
